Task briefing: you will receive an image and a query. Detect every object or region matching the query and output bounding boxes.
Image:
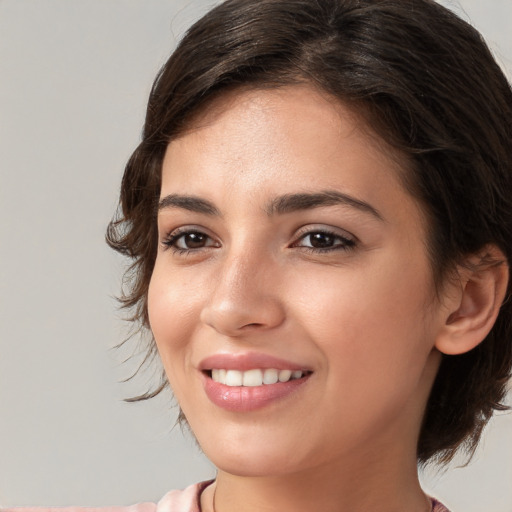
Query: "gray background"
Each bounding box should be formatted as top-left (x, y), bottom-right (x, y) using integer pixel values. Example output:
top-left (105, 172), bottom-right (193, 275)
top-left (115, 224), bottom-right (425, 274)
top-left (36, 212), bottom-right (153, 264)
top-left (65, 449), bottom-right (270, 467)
top-left (0, 1), bottom-right (511, 510)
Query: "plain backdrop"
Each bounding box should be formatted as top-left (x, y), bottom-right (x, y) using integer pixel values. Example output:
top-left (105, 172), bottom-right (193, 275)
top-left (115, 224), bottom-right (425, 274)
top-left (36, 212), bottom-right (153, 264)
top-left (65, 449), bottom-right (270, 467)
top-left (1, 0), bottom-right (511, 509)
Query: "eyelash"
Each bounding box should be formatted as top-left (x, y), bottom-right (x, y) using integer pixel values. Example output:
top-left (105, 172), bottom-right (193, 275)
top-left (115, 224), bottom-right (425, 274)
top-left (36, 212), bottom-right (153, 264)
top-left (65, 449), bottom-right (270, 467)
top-left (162, 228), bottom-right (219, 255)
top-left (292, 228), bottom-right (356, 253)
top-left (161, 227), bottom-right (357, 255)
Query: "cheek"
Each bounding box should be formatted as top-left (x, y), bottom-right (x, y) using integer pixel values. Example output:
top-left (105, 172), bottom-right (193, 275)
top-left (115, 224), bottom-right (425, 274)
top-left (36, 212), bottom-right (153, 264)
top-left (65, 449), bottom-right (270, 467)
top-left (291, 256), bottom-right (435, 379)
top-left (147, 264), bottom-right (212, 412)
top-left (147, 264), bottom-right (203, 367)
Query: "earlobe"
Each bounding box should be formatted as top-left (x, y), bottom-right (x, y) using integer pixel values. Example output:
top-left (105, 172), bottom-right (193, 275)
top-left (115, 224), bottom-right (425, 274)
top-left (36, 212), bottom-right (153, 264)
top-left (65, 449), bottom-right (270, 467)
top-left (435, 246), bottom-right (509, 356)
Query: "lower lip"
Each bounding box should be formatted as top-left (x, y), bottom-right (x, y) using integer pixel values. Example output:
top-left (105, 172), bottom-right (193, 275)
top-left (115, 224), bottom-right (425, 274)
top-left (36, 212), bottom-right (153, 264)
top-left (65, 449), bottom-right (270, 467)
top-left (203, 373), bottom-right (310, 412)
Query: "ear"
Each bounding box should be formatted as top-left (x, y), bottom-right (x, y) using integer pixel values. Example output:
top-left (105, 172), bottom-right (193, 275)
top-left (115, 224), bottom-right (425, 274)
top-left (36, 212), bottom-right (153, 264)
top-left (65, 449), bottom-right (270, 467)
top-left (435, 245), bottom-right (509, 355)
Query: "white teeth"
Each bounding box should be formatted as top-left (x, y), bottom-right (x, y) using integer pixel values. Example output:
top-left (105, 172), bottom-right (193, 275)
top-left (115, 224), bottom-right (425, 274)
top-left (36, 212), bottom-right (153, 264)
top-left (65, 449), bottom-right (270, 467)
top-left (212, 369), bottom-right (226, 383)
top-left (263, 368), bottom-right (279, 384)
top-left (211, 368), bottom-right (305, 386)
top-left (225, 370), bottom-right (243, 386)
top-left (278, 369), bottom-right (292, 382)
top-left (242, 369), bottom-right (263, 387)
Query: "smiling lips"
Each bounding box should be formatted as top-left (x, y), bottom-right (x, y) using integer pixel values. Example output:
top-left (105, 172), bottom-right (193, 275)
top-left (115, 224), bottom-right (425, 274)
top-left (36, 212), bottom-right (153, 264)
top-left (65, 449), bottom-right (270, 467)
top-left (200, 354), bottom-right (312, 412)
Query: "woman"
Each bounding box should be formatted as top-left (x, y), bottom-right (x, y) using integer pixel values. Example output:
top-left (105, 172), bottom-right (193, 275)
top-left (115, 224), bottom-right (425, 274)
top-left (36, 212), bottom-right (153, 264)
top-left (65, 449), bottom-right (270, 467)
top-left (105, 0), bottom-right (512, 510)
top-left (7, 0), bottom-right (511, 510)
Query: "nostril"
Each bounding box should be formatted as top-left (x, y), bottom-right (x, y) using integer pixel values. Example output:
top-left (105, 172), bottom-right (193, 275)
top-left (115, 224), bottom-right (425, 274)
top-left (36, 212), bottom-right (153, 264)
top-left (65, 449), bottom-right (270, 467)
top-left (200, 291), bottom-right (286, 336)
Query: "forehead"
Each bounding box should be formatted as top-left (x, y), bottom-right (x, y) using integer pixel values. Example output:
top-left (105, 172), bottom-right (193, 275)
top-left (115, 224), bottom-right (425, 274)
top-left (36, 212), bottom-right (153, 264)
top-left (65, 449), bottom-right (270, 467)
top-left (162, 85), bottom-right (414, 212)
top-left (175, 84), bottom-right (397, 159)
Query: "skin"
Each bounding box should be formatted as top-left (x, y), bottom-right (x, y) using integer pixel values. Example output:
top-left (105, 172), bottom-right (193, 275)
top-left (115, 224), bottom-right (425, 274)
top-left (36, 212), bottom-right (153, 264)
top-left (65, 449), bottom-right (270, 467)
top-left (148, 85), bottom-right (451, 512)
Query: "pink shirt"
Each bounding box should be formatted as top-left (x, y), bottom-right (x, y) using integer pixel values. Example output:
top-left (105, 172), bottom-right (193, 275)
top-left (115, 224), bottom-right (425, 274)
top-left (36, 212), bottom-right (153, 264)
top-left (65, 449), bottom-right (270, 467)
top-left (0, 482), bottom-right (208, 512)
top-left (1, 481), bottom-right (451, 512)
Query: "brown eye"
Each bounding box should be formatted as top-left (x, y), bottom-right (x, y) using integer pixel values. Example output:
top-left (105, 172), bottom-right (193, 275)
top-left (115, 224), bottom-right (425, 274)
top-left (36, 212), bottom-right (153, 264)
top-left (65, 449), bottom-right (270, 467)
top-left (163, 230), bottom-right (219, 252)
top-left (178, 232), bottom-right (208, 249)
top-left (307, 232), bottom-right (336, 248)
top-left (294, 229), bottom-right (356, 252)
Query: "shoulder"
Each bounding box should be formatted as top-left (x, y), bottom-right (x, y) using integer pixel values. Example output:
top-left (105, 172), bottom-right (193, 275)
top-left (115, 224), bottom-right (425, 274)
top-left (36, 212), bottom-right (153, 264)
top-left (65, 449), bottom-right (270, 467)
top-left (0, 505), bottom-right (156, 512)
top-left (1, 481), bottom-right (214, 512)
top-left (431, 497), bottom-right (451, 512)
top-left (156, 481), bottom-right (213, 512)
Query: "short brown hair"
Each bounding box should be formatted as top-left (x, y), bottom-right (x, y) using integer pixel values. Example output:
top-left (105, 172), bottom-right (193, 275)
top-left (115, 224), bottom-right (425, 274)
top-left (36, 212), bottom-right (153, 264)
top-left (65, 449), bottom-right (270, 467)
top-left (107, 0), bottom-right (512, 464)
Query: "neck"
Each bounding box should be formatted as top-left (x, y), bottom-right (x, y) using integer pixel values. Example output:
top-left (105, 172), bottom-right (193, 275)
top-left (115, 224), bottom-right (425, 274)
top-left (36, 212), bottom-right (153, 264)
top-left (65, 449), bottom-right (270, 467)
top-left (208, 448), bottom-right (430, 512)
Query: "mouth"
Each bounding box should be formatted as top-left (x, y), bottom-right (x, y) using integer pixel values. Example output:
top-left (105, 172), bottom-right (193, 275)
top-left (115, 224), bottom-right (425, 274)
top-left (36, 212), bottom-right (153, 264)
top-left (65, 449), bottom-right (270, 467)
top-left (199, 352), bottom-right (313, 411)
top-left (200, 354), bottom-right (313, 412)
top-left (207, 368), bottom-right (311, 387)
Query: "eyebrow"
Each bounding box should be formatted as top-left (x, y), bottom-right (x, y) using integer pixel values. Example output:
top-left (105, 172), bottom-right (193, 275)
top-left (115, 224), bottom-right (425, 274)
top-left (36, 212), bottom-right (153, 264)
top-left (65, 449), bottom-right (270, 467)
top-left (266, 191), bottom-right (384, 220)
top-left (158, 190), bottom-right (383, 221)
top-left (158, 194), bottom-right (221, 216)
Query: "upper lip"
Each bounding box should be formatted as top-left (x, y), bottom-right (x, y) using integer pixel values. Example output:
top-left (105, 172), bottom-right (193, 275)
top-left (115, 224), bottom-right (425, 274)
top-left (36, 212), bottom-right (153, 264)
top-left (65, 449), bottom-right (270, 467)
top-left (198, 352), bottom-right (311, 372)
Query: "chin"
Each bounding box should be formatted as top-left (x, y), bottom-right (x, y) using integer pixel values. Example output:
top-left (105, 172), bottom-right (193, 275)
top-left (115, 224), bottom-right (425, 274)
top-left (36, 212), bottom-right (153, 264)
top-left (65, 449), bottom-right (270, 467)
top-left (211, 453), bottom-right (297, 478)
top-left (198, 431), bottom-right (317, 478)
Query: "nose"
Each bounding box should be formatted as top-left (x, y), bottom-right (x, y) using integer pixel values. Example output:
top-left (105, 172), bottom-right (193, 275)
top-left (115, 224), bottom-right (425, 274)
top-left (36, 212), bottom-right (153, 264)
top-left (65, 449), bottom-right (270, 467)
top-left (200, 250), bottom-right (286, 337)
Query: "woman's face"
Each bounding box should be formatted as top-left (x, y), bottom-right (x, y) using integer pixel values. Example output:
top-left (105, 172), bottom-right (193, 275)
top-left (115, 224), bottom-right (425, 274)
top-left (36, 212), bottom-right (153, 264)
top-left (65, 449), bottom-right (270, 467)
top-left (148, 85), bottom-right (447, 477)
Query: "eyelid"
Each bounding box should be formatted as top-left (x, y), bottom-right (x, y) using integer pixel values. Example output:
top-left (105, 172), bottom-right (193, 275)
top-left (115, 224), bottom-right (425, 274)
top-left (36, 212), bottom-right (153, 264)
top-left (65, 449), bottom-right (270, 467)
top-left (293, 224), bottom-right (357, 242)
top-left (160, 224), bottom-right (215, 239)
